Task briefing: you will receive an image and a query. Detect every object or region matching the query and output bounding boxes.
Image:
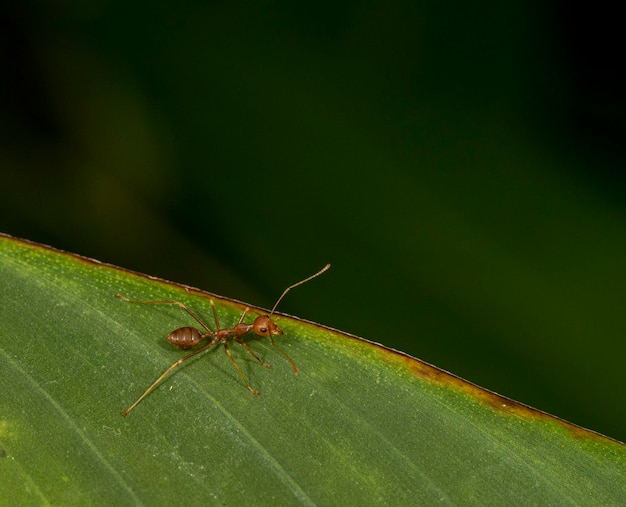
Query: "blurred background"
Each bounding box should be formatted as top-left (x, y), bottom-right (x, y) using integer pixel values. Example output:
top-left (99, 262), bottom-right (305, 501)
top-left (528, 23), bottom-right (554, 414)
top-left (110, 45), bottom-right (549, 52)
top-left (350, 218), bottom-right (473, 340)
top-left (1, 1), bottom-right (625, 442)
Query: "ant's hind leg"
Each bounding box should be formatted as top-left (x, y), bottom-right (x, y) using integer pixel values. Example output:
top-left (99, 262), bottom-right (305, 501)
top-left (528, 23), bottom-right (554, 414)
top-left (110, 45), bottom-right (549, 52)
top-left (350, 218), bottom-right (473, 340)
top-left (116, 294), bottom-right (213, 334)
top-left (121, 337), bottom-right (219, 416)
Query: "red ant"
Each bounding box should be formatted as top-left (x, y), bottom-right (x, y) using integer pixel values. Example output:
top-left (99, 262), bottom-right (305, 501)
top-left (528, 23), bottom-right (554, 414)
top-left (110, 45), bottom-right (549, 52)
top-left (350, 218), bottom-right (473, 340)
top-left (117, 264), bottom-right (330, 415)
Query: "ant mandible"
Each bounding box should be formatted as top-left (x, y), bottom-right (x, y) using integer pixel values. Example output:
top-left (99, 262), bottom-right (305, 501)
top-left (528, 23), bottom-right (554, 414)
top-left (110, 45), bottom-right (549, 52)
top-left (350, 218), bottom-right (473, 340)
top-left (117, 264), bottom-right (330, 415)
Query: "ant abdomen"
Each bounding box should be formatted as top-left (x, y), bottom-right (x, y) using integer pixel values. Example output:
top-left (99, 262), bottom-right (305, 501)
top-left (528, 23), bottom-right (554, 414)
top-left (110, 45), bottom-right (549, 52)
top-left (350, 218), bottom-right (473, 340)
top-left (168, 327), bottom-right (203, 349)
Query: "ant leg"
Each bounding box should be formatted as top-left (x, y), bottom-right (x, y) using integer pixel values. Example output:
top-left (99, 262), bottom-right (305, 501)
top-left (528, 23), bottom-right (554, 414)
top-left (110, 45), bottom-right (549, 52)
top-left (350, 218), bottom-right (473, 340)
top-left (222, 342), bottom-right (260, 396)
top-left (268, 336), bottom-right (299, 375)
top-left (236, 307), bottom-right (250, 325)
top-left (233, 337), bottom-right (271, 368)
top-left (116, 294), bottom-right (213, 334)
top-left (209, 300), bottom-right (249, 330)
top-left (121, 336), bottom-right (219, 416)
top-left (209, 299), bottom-right (223, 331)
top-left (211, 301), bottom-right (253, 335)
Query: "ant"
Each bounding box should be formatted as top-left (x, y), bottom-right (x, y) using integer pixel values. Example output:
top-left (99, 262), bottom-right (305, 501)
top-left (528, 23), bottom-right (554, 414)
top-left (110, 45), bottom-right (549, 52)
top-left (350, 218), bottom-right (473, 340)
top-left (116, 264), bottom-right (330, 415)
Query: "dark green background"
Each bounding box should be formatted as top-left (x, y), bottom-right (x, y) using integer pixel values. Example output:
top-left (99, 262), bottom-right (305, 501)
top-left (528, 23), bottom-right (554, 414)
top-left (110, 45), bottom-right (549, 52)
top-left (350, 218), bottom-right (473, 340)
top-left (2, 2), bottom-right (625, 442)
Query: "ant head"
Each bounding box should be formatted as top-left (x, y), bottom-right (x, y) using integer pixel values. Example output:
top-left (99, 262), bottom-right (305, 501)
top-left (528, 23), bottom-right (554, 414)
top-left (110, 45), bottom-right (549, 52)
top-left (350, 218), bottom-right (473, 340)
top-left (252, 264), bottom-right (329, 339)
top-left (253, 315), bottom-right (283, 337)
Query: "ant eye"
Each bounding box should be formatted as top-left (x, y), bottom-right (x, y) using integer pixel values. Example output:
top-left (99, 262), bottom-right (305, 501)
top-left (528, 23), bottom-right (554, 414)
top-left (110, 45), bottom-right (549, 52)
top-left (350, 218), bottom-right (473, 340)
top-left (260, 327), bottom-right (267, 333)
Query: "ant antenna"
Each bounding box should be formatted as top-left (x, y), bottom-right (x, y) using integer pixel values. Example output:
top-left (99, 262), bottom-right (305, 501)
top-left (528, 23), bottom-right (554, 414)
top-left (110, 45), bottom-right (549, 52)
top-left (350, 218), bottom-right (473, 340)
top-left (270, 263), bottom-right (331, 316)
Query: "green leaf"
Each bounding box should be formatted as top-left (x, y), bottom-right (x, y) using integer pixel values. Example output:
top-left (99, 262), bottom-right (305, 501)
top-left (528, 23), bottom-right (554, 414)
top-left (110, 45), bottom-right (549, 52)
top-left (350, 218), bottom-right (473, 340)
top-left (1, 233), bottom-right (625, 505)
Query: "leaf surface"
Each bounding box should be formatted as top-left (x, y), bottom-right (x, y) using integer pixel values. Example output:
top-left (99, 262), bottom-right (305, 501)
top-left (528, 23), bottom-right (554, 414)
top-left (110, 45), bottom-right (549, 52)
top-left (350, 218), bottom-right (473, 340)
top-left (1, 234), bottom-right (624, 505)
